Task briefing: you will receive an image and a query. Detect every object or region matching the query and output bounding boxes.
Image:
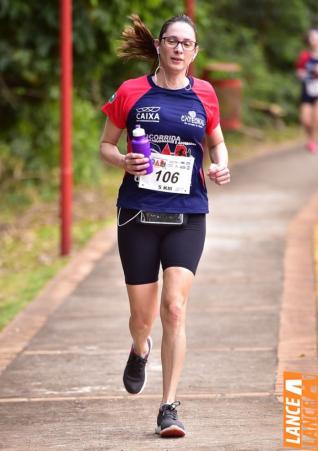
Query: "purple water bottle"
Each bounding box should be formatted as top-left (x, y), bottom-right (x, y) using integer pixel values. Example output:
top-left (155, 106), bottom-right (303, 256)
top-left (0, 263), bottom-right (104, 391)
top-left (131, 124), bottom-right (153, 174)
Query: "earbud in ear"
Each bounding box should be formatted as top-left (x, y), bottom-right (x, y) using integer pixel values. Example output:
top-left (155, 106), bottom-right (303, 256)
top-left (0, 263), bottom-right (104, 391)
top-left (191, 54), bottom-right (196, 62)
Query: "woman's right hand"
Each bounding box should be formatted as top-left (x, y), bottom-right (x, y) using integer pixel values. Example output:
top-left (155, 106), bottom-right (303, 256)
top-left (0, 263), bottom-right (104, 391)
top-left (123, 153), bottom-right (150, 175)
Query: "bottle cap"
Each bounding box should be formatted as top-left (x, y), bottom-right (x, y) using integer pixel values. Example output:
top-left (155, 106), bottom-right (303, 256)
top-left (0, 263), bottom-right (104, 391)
top-left (132, 124), bottom-right (145, 137)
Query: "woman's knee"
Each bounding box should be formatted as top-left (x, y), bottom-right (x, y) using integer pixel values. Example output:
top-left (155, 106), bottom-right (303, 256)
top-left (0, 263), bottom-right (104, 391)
top-left (313, 103), bottom-right (318, 126)
top-left (300, 104), bottom-right (313, 127)
top-left (129, 312), bottom-right (153, 331)
top-left (160, 295), bottom-right (186, 327)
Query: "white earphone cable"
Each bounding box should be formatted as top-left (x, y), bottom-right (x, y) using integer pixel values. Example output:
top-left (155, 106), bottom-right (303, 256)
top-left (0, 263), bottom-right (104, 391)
top-left (117, 208), bottom-right (142, 227)
top-left (154, 54), bottom-right (192, 91)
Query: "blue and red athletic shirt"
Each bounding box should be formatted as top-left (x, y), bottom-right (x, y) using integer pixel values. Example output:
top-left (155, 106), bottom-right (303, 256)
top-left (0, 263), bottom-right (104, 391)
top-left (296, 50), bottom-right (318, 80)
top-left (101, 74), bottom-right (220, 213)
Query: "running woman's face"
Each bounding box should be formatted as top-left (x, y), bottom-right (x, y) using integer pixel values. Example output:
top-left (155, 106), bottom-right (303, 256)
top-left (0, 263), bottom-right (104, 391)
top-left (308, 29), bottom-right (318, 50)
top-left (156, 21), bottom-right (198, 74)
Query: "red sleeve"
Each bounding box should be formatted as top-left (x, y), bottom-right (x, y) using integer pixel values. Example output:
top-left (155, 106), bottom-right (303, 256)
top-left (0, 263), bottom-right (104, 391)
top-left (296, 50), bottom-right (310, 70)
top-left (101, 76), bottom-right (151, 129)
top-left (192, 78), bottom-right (220, 135)
top-left (101, 82), bottom-right (127, 128)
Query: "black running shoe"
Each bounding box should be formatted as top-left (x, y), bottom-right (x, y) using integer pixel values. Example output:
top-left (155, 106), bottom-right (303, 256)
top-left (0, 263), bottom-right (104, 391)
top-left (155, 400), bottom-right (186, 437)
top-left (123, 336), bottom-right (152, 394)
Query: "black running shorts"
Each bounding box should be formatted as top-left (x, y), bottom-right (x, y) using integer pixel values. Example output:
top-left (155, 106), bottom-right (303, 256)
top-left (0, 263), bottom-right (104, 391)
top-left (117, 208), bottom-right (206, 285)
top-left (300, 82), bottom-right (318, 104)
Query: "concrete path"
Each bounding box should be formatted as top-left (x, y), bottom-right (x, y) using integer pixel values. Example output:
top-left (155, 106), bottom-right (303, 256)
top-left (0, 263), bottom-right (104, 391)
top-left (0, 144), bottom-right (318, 450)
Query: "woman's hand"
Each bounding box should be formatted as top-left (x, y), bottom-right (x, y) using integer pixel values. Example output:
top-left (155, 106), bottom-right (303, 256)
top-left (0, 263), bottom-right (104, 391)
top-left (205, 126), bottom-right (230, 185)
top-left (207, 163), bottom-right (230, 185)
top-left (123, 153), bottom-right (150, 175)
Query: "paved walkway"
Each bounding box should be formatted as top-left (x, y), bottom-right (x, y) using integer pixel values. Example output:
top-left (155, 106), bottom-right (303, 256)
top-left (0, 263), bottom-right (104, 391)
top-left (0, 144), bottom-right (318, 450)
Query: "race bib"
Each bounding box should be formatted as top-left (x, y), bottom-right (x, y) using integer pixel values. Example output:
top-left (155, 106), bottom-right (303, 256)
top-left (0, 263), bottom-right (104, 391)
top-left (138, 153), bottom-right (194, 194)
top-left (305, 79), bottom-right (318, 97)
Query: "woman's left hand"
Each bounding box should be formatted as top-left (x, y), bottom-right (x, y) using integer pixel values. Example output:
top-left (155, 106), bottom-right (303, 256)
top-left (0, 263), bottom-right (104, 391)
top-left (207, 163), bottom-right (231, 185)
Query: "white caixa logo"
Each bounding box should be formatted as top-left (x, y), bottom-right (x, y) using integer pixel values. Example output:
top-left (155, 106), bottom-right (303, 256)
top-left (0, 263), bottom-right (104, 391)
top-left (136, 106), bottom-right (160, 122)
top-left (181, 110), bottom-right (205, 128)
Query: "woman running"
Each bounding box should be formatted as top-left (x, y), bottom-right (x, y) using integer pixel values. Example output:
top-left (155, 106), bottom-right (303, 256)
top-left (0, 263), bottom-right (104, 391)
top-left (100, 14), bottom-right (230, 438)
top-left (296, 27), bottom-right (318, 153)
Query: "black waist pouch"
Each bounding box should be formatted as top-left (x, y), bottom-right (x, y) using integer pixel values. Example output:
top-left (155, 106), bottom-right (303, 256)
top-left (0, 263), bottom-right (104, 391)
top-left (138, 211), bottom-right (188, 226)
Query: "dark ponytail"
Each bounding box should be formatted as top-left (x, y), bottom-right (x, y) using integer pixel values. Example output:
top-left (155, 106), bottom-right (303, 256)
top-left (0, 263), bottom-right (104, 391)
top-left (117, 14), bottom-right (157, 63)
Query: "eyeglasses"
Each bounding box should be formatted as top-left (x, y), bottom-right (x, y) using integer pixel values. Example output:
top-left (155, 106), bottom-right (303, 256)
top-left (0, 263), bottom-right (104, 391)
top-left (161, 35), bottom-right (197, 51)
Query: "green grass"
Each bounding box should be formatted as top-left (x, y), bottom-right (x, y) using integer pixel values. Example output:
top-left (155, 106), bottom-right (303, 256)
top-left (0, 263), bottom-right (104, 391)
top-left (0, 220), bottom-right (64, 329)
top-left (0, 215), bottom-right (119, 331)
top-left (0, 167), bottom-right (122, 332)
top-left (0, 259), bottom-right (65, 330)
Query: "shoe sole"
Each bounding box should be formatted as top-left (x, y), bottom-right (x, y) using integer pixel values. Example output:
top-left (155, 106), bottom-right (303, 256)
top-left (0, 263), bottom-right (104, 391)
top-left (155, 425), bottom-right (186, 437)
top-left (124, 336), bottom-right (153, 395)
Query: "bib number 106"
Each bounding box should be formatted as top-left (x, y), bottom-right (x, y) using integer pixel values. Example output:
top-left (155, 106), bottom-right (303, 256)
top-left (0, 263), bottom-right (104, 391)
top-left (155, 170), bottom-right (179, 184)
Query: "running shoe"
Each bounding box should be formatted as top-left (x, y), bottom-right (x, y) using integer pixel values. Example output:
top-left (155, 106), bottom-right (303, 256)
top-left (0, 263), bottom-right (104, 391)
top-left (123, 336), bottom-right (152, 394)
top-left (305, 140), bottom-right (318, 153)
top-left (155, 400), bottom-right (186, 437)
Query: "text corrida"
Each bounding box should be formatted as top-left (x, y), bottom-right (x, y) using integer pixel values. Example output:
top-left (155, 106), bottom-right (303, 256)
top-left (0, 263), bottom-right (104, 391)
top-left (283, 371), bottom-right (318, 449)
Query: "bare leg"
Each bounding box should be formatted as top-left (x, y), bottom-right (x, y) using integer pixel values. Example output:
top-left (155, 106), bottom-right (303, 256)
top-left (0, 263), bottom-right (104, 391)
top-left (300, 103), bottom-right (315, 141)
top-left (126, 282), bottom-right (159, 356)
top-left (160, 267), bottom-right (194, 404)
top-left (313, 101), bottom-right (318, 141)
